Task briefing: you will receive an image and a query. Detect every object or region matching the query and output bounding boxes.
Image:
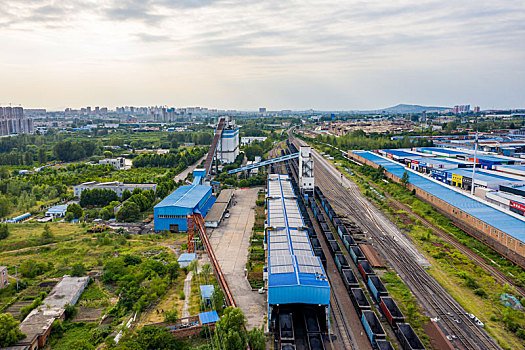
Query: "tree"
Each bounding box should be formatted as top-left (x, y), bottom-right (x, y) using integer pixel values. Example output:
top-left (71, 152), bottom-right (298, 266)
top-left (214, 307), bottom-right (247, 350)
top-left (248, 328), bottom-right (266, 350)
top-left (163, 309), bottom-right (178, 323)
top-left (99, 208), bottom-right (112, 220)
top-left (116, 202), bottom-right (140, 222)
top-left (131, 325), bottom-right (182, 350)
top-left (0, 313), bottom-right (26, 347)
top-left (201, 263), bottom-right (211, 284)
top-left (71, 262), bottom-right (86, 277)
top-left (401, 170), bottom-right (410, 189)
top-left (66, 203), bottom-right (84, 219)
top-left (41, 223), bottom-right (53, 240)
top-left (0, 224), bottom-right (8, 240)
top-left (166, 262), bottom-right (180, 282)
top-left (212, 288), bottom-right (225, 314)
top-left (122, 189), bottom-right (132, 201)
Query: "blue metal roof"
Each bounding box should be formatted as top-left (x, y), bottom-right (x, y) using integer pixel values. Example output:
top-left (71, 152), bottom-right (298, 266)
top-left (417, 147), bottom-right (468, 155)
top-left (354, 151), bottom-right (525, 241)
top-left (155, 185), bottom-right (211, 209)
top-left (200, 285), bottom-right (214, 299)
top-left (46, 204), bottom-right (68, 213)
top-left (177, 253), bottom-right (196, 262)
top-left (445, 168), bottom-right (523, 183)
top-left (199, 310), bottom-right (219, 324)
top-left (382, 149), bottom-right (422, 158)
top-left (266, 174), bottom-right (330, 306)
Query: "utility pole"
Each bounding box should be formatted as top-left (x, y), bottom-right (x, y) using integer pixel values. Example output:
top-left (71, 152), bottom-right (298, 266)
top-left (15, 265), bottom-right (18, 290)
top-left (471, 115), bottom-right (479, 196)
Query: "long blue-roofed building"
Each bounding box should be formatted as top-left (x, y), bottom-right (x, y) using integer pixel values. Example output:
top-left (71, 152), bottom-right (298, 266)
top-left (265, 174), bottom-right (330, 328)
top-left (154, 185), bottom-right (216, 232)
top-left (349, 150), bottom-right (525, 266)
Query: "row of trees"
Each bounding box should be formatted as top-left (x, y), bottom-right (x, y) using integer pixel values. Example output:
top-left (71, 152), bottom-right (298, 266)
top-left (53, 140), bottom-right (98, 162)
top-left (132, 147), bottom-right (207, 168)
top-left (80, 188), bottom-right (118, 207)
top-left (315, 129), bottom-right (434, 150)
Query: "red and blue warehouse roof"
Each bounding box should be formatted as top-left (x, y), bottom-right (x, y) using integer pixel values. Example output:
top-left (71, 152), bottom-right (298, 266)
top-left (266, 174), bottom-right (330, 306)
top-left (353, 151), bottom-right (525, 241)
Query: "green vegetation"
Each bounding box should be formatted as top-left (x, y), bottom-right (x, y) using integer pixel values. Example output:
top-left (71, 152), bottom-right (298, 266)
top-left (310, 129), bottom-right (433, 150)
top-left (0, 313), bottom-right (25, 347)
top-left (132, 147), bottom-right (207, 168)
top-left (247, 191), bottom-right (265, 289)
top-left (381, 272), bottom-right (431, 348)
top-left (80, 188), bottom-right (119, 207)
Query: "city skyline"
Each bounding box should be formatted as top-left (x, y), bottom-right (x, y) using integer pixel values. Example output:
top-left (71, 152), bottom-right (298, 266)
top-left (1, 0), bottom-right (524, 110)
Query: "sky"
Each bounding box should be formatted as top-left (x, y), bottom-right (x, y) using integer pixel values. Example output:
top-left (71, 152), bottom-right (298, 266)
top-left (0, 0), bottom-right (524, 111)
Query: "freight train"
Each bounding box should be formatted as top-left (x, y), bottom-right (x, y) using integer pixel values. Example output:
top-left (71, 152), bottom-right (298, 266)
top-left (310, 185), bottom-right (425, 350)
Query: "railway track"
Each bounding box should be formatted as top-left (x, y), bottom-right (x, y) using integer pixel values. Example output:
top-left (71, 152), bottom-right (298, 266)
top-left (291, 136), bottom-right (501, 350)
top-left (384, 193), bottom-right (525, 299)
top-left (286, 155), bottom-right (360, 350)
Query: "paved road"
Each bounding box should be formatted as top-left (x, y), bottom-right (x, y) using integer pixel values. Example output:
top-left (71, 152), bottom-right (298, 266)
top-left (208, 187), bottom-right (266, 330)
top-left (174, 155), bottom-right (207, 183)
top-left (182, 271), bottom-right (193, 318)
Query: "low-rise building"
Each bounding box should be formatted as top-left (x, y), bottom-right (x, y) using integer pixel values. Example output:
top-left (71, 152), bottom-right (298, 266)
top-left (45, 204), bottom-right (69, 218)
top-left (99, 157), bottom-right (125, 170)
top-left (73, 181), bottom-right (157, 198)
top-left (14, 275), bottom-right (89, 349)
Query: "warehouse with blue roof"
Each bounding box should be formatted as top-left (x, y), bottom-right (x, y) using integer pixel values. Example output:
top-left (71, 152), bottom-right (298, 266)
top-left (154, 185), bottom-right (216, 232)
top-left (349, 150), bottom-right (525, 266)
top-left (265, 174), bottom-right (330, 329)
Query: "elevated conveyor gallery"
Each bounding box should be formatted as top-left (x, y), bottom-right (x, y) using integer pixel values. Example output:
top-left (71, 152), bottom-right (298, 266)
top-left (228, 152), bottom-right (299, 174)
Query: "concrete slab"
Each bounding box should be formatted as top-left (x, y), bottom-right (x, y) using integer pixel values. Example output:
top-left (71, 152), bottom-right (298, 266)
top-left (208, 187), bottom-right (266, 329)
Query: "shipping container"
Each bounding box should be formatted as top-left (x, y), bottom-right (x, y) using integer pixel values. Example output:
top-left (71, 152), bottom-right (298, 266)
top-left (396, 323), bottom-right (425, 350)
top-left (380, 297), bottom-right (405, 328)
top-left (341, 269), bottom-right (359, 290)
top-left (358, 260), bottom-right (376, 282)
top-left (350, 288), bottom-right (371, 315)
top-left (361, 311), bottom-right (386, 347)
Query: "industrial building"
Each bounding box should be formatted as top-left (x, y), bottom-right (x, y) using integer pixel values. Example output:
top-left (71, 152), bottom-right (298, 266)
top-left (265, 174), bottom-right (330, 328)
top-left (349, 150), bottom-right (525, 267)
top-left (73, 181), bottom-right (157, 198)
top-left (433, 168), bottom-right (525, 191)
top-left (217, 117), bottom-right (239, 164)
top-left (154, 185), bottom-right (215, 232)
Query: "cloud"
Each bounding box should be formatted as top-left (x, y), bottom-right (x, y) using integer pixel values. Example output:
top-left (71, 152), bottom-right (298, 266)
top-left (134, 32), bottom-right (172, 42)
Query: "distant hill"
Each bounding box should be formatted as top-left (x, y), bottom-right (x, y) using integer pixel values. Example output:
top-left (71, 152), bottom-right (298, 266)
top-left (364, 104), bottom-right (451, 114)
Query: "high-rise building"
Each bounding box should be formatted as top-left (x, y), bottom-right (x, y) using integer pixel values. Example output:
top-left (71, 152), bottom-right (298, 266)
top-left (474, 106), bottom-right (481, 113)
top-left (453, 105), bottom-right (471, 114)
top-left (0, 107), bottom-right (34, 136)
top-left (259, 107), bottom-right (266, 114)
